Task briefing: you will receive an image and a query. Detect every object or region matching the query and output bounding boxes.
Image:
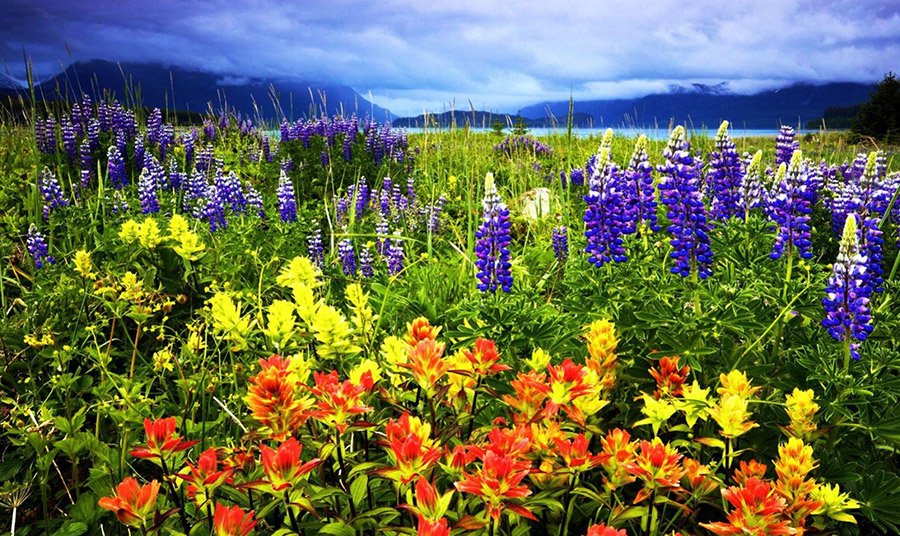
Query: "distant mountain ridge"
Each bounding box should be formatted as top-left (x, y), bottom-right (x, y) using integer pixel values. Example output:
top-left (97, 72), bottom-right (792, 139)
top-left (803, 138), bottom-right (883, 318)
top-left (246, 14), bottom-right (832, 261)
top-left (8, 60), bottom-right (394, 122)
top-left (517, 82), bottom-right (876, 129)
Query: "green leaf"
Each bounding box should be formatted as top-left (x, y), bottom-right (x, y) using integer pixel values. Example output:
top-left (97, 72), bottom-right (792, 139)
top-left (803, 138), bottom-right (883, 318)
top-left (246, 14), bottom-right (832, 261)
top-left (350, 474), bottom-right (368, 508)
top-left (319, 521), bottom-right (356, 536)
top-left (52, 521), bottom-right (88, 536)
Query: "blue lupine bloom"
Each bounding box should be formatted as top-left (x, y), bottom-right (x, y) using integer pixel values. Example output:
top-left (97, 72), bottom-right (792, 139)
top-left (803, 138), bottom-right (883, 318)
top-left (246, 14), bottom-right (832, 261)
top-left (706, 121), bottom-right (745, 223)
top-left (261, 136), bottom-right (271, 163)
top-left (338, 238), bottom-right (356, 276)
top-left (474, 173), bottom-right (513, 293)
top-left (147, 108), bottom-right (163, 146)
top-left (88, 118), bottom-right (100, 151)
top-left (110, 191), bottom-right (130, 215)
top-left (115, 131), bottom-right (127, 164)
top-left (552, 226), bottom-right (568, 261)
top-left (775, 125), bottom-right (799, 167)
top-left (168, 159), bottom-right (184, 191)
top-left (376, 219), bottom-right (389, 256)
top-left (35, 116), bottom-right (57, 154)
top-left (280, 158), bottom-right (293, 173)
top-left (769, 151), bottom-right (814, 260)
top-left (427, 194), bottom-right (446, 233)
top-left (135, 136), bottom-right (145, 170)
top-left (144, 154), bottom-right (166, 191)
top-left (737, 151), bottom-right (765, 219)
top-left (353, 178), bottom-right (369, 221)
top-left (183, 170), bottom-right (208, 218)
top-left (138, 167), bottom-right (160, 214)
top-left (62, 116), bottom-right (78, 164)
top-left (158, 124), bottom-right (175, 162)
top-left (822, 214), bottom-right (873, 361)
top-left (334, 195), bottom-right (350, 230)
top-left (307, 228), bottom-right (325, 268)
top-left (623, 135), bottom-right (659, 234)
top-left (204, 184), bottom-right (227, 232)
top-left (321, 151), bottom-right (330, 167)
top-left (39, 168), bottom-right (68, 219)
top-left (386, 234), bottom-right (404, 276)
top-left (657, 126), bottom-right (714, 279)
top-left (203, 119), bottom-right (216, 141)
top-left (359, 245), bottom-right (374, 278)
top-left (216, 171), bottom-right (247, 214)
top-left (108, 146), bottom-right (128, 188)
top-left (569, 167), bottom-right (585, 187)
top-left (80, 139), bottom-right (93, 188)
top-left (245, 184), bottom-right (265, 218)
top-left (26, 224), bottom-right (55, 268)
top-left (583, 147), bottom-right (629, 268)
top-left (342, 132), bottom-right (353, 162)
top-left (493, 135), bottom-right (552, 156)
top-left (182, 129), bottom-right (197, 168)
top-left (276, 170), bottom-right (297, 223)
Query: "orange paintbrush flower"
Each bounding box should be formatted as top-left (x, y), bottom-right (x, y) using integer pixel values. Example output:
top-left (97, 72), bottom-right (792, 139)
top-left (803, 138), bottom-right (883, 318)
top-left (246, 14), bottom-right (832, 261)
top-left (401, 338), bottom-right (450, 397)
top-left (468, 426), bottom-right (532, 461)
top-left (733, 460), bottom-right (768, 486)
top-left (213, 502), bottom-right (258, 536)
top-left (464, 338), bottom-right (511, 377)
top-left (622, 438), bottom-right (685, 503)
top-left (406, 317), bottom-right (441, 346)
top-left (98, 477), bottom-right (160, 528)
top-left (130, 417), bottom-right (199, 460)
top-left (538, 359), bottom-right (595, 423)
top-left (258, 437), bottom-right (321, 492)
top-left (700, 477), bottom-right (796, 536)
top-left (502, 371), bottom-right (548, 424)
top-left (649, 355), bottom-right (690, 399)
top-left (243, 355), bottom-right (308, 441)
top-left (375, 412), bottom-right (443, 484)
top-left (176, 447), bottom-right (234, 505)
top-left (773, 438), bottom-right (822, 529)
top-left (553, 433), bottom-right (610, 473)
top-left (416, 514), bottom-right (450, 536)
top-left (454, 449), bottom-right (536, 521)
top-left (305, 370), bottom-right (372, 434)
top-left (584, 319), bottom-right (618, 393)
top-left (585, 524), bottom-right (628, 536)
top-left (599, 428), bottom-right (637, 490)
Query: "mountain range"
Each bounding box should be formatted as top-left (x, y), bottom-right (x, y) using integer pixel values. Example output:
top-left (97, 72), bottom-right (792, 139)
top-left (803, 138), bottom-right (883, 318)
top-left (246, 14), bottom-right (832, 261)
top-left (1, 60), bottom-right (394, 123)
top-left (0, 60), bottom-right (877, 129)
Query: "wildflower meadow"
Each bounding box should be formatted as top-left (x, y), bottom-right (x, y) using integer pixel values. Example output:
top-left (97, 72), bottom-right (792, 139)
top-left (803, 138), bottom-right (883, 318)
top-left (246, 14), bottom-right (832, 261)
top-left (2, 96), bottom-right (900, 536)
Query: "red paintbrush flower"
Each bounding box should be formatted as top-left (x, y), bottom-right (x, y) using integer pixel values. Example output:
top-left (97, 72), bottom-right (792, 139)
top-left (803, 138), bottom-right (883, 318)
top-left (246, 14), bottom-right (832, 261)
top-left (502, 371), bottom-right (548, 424)
top-left (585, 524), bottom-right (628, 536)
top-left (532, 359), bottom-right (595, 423)
top-left (305, 370), bottom-right (372, 434)
top-left (455, 449), bottom-right (536, 521)
top-left (468, 426), bottom-right (532, 461)
top-left (416, 514), bottom-right (450, 536)
top-left (733, 460), bottom-right (768, 486)
top-left (258, 437), bottom-right (321, 492)
top-left (700, 477), bottom-right (796, 536)
top-left (176, 447), bottom-right (234, 505)
top-left (213, 502), bottom-right (258, 536)
top-left (406, 317), bottom-right (441, 346)
top-left (98, 477), bottom-right (160, 528)
top-left (648, 355), bottom-right (690, 399)
top-left (622, 438), bottom-right (685, 503)
top-left (130, 417), bottom-right (199, 460)
top-left (375, 413), bottom-right (443, 484)
top-left (243, 355), bottom-right (308, 441)
top-left (401, 338), bottom-right (450, 397)
top-left (599, 428), bottom-right (637, 490)
top-left (553, 433), bottom-right (610, 472)
top-left (464, 338), bottom-right (511, 377)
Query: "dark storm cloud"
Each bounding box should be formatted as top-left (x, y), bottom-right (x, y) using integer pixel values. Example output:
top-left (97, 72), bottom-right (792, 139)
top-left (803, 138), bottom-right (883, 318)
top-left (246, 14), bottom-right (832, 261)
top-left (2, 0), bottom-right (898, 112)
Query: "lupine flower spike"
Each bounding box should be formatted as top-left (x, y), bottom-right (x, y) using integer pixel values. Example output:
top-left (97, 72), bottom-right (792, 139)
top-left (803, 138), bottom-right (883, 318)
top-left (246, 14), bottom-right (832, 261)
top-left (474, 173), bottom-right (513, 292)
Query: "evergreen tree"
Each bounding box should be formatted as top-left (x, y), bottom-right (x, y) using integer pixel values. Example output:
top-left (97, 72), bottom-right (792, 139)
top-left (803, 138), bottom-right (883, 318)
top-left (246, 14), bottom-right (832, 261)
top-left (852, 72), bottom-right (900, 143)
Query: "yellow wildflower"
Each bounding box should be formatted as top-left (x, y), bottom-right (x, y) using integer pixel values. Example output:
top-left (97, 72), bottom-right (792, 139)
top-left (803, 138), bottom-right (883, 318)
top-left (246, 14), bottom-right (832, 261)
top-left (349, 358), bottom-right (382, 387)
top-left (173, 231), bottom-right (206, 261)
top-left (73, 249), bottom-right (96, 280)
top-left (811, 483), bottom-right (860, 524)
top-left (263, 300), bottom-right (297, 350)
top-left (636, 393), bottom-right (677, 436)
top-left (152, 348), bottom-right (175, 372)
top-left (137, 219), bottom-right (163, 249)
top-left (717, 370), bottom-right (761, 399)
top-left (119, 219), bottom-right (140, 244)
top-left (708, 394), bottom-right (757, 439)
top-left (311, 305), bottom-right (360, 360)
top-left (207, 292), bottom-right (254, 352)
top-left (785, 388), bottom-right (819, 439)
top-left (277, 256), bottom-right (321, 290)
top-left (346, 283), bottom-right (377, 342)
top-left (119, 271), bottom-right (144, 302)
top-left (525, 348), bottom-right (552, 371)
top-left (674, 380), bottom-right (711, 428)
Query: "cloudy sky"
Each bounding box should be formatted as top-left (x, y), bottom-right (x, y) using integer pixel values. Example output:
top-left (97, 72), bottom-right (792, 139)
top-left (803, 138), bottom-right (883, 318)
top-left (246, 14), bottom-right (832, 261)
top-left (2, 0), bottom-right (898, 114)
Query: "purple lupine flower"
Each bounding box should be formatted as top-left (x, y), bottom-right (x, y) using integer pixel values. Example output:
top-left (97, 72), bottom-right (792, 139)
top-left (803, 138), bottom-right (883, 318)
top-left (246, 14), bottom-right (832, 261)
top-left (569, 167), bottom-right (585, 188)
top-left (359, 245), bottom-right (374, 278)
top-left (775, 125), bottom-right (799, 167)
top-left (135, 136), bottom-right (145, 170)
top-left (196, 147), bottom-right (214, 175)
top-left (822, 214), bottom-right (873, 361)
top-left (583, 148), bottom-right (629, 267)
top-left (855, 153), bottom-right (890, 293)
top-left (88, 118), bottom-right (100, 151)
top-left (182, 129), bottom-right (197, 168)
top-left (108, 146), bottom-right (128, 188)
top-left (493, 135), bottom-right (552, 156)
top-left (307, 228), bottom-right (325, 268)
top-left (260, 136), bottom-right (271, 163)
top-left (705, 121), bottom-right (745, 223)
top-left (110, 191), bottom-right (130, 214)
top-left (375, 218), bottom-right (389, 256)
top-left (71, 102), bottom-right (84, 137)
top-left (623, 135), bottom-right (659, 234)
top-left (334, 195), bottom-right (350, 230)
top-left (147, 108), bottom-right (163, 146)
top-left (386, 234), bottom-right (404, 276)
top-left (737, 151), bottom-right (765, 219)
top-left (39, 168), bottom-right (68, 219)
top-left (35, 116), bottom-right (58, 154)
top-left (338, 238), bottom-right (356, 276)
top-left (321, 150), bottom-right (330, 168)
top-left (168, 159), bottom-right (184, 191)
top-left (80, 139), bottom-right (93, 188)
top-left (158, 124), bottom-right (174, 162)
top-left (245, 183), bottom-right (265, 218)
top-left (144, 154), bottom-right (166, 191)
top-left (97, 102), bottom-right (111, 131)
top-left (280, 119), bottom-right (291, 142)
top-left (474, 173), bottom-right (513, 293)
top-left (138, 167), bottom-right (159, 214)
top-left (280, 158), bottom-right (293, 173)
top-left (342, 132), bottom-right (353, 162)
top-left (769, 151), bottom-right (813, 260)
top-left (203, 119), bottom-right (216, 141)
top-left (62, 115), bottom-right (78, 163)
top-left (276, 170), bottom-right (297, 223)
top-left (657, 126), bottom-right (714, 279)
top-left (216, 171), bottom-right (246, 214)
top-left (26, 224), bottom-right (54, 268)
top-left (427, 194), bottom-right (446, 233)
top-left (79, 93), bottom-right (93, 126)
top-left (353, 177), bottom-right (369, 221)
top-left (552, 226), bottom-right (568, 261)
top-left (183, 170), bottom-right (208, 218)
top-left (204, 184), bottom-right (227, 232)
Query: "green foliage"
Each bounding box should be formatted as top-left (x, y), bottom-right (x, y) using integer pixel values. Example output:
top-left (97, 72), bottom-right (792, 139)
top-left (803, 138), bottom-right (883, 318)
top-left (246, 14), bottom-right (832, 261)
top-left (851, 72), bottom-right (900, 143)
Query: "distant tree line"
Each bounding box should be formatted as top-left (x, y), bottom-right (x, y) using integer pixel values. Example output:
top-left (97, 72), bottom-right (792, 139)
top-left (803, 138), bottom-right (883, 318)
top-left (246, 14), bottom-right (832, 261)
top-left (807, 73), bottom-right (900, 144)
